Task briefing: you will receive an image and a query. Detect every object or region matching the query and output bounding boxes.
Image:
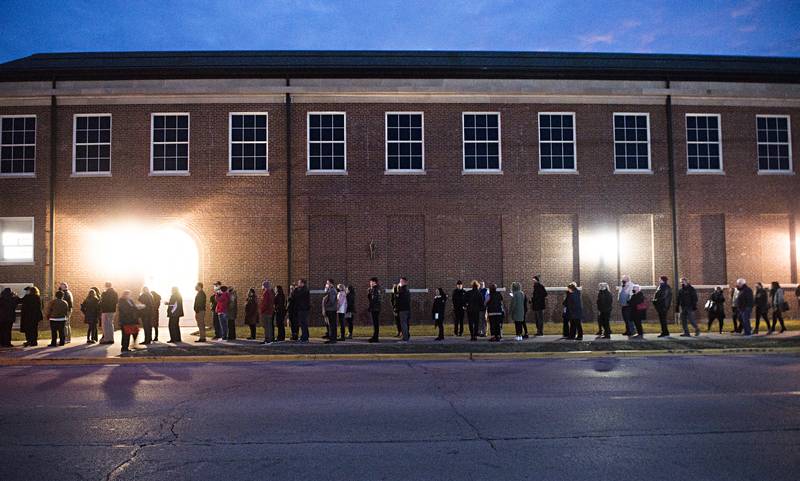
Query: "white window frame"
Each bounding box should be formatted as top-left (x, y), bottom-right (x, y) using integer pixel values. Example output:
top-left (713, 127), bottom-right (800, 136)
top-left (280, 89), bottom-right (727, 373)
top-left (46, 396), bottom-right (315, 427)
top-left (72, 113), bottom-right (112, 177)
top-left (306, 111), bottom-right (347, 175)
top-left (150, 112), bottom-right (190, 176)
top-left (0, 114), bottom-right (37, 178)
top-left (685, 113), bottom-right (724, 174)
top-left (612, 112), bottom-right (652, 174)
top-left (538, 112), bottom-right (577, 174)
top-left (228, 112), bottom-right (269, 176)
top-left (462, 112), bottom-right (502, 174)
top-left (756, 114), bottom-right (793, 175)
top-left (0, 216), bottom-right (34, 265)
top-left (385, 111), bottom-right (425, 174)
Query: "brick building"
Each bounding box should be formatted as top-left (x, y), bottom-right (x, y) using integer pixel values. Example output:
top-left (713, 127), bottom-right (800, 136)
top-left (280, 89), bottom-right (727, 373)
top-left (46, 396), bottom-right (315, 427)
top-left (0, 51), bottom-right (799, 324)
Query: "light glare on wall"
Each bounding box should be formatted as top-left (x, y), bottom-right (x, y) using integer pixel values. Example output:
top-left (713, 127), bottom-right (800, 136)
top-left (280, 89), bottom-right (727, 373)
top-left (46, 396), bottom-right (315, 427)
top-left (581, 230), bottom-right (618, 266)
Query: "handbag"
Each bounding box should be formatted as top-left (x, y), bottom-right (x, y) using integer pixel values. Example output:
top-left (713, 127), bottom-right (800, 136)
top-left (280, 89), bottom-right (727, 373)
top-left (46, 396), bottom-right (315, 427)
top-left (781, 301), bottom-right (790, 312)
top-left (637, 300), bottom-right (649, 311)
top-left (122, 324), bottom-right (139, 336)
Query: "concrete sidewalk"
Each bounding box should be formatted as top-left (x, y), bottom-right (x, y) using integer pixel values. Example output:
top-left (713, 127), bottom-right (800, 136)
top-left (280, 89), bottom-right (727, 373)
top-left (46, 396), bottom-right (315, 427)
top-left (1, 326), bottom-right (799, 364)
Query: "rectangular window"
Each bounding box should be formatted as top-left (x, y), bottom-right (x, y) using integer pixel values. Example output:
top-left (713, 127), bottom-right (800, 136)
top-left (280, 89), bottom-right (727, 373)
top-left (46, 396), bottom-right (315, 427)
top-left (756, 115), bottom-right (792, 172)
top-left (0, 217), bottom-right (33, 263)
top-left (151, 113), bottom-right (189, 173)
top-left (386, 113), bottom-right (424, 171)
top-left (230, 113), bottom-right (268, 173)
top-left (0, 116), bottom-right (36, 175)
top-left (613, 113), bottom-right (650, 171)
top-left (539, 113), bottom-right (576, 171)
top-left (308, 113), bottom-right (346, 172)
top-left (686, 114), bottom-right (722, 172)
top-left (73, 114), bottom-right (111, 174)
top-left (462, 113), bottom-right (501, 171)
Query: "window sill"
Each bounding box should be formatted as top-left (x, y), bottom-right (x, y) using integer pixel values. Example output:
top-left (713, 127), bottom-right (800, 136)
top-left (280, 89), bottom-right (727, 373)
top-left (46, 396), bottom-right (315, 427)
top-left (0, 260), bottom-right (35, 266)
top-left (462, 170), bottom-right (503, 175)
top-left (613, 169), bottom-right (653, 175)
top-left (385, 170), bottom-right (426, 175)
top-left (538, 169), bottom-right (579, 175)
top-left (757, 170), bottom-right (795, 176)
top-left (227, 171), bottom-right (269, 176)
top-left (71, 172), bottom-right (112, 178)
top-left (149, 171), bottom-right (190, 177)
top-left (306, 170), bottom-right (347, 176)
top-left (687, 170), bottom-right (725, 175)
top-left (0, 173), bottom-right (35, 179)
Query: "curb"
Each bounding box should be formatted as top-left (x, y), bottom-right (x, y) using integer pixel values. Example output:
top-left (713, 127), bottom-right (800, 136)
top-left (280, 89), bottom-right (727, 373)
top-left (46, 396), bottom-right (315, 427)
top-left (1, 347), bottom-right (799, 366)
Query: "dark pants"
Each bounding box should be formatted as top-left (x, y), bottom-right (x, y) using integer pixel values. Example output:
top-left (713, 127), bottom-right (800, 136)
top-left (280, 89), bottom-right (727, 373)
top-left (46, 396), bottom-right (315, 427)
top-left (453, 308), bottom-right (464, 336)
top-left (772, 309), bottom-right (785, 331)
top-left (739, 308), bottom-right (752, 335)
top-left (274, 311), bottom-right (286, 341)
top-left (296, 310), bottom-right (310, 341)
top-left (467, 310), bottom-right (480, 339)
top-left (562, 312), bottom-right (569, 337)
top-left (337, 313), bottom-right (346, 339)
top-left (394, 312), bottom-right (401, 335)
top-left (289, 312), bottom-right (298, 340)
top-left (732, 309), bottom-right (741, 333)
top-left (657, 308), bottom-right (670, 335)
top-left (213, 311), bottom-right (222, 338)
top-left (326, 310), bottom-right (337, 342)
top-left (621, 306), bottom-right (633, 335)
top-left (479, 310), bottom-right (487, 336)
top-left (489, 314), bottom-right (502, 338)
top-left (50, 320), bottom-right (65, 345)
top-left (514, 321), bottom-right (525, 336)
top-left (707, 311), bottom-right (724, 332)
top-left (121, 329), bottom-right (136, 351)
top-left (152, 316), bottom-right (159, 341)
top-left (435, 315), bottom-right (444, 339)
top-left (168, 316), bottom-right (181, 342)
top-left (248, 324), bottom-right (257, 339)
top-left (142, 318), bottom-right (154, 343)
top-left (632, 309), bottom-right (644, 336)
top-left (533, 309), bottom-right (544, 335)
top-left (568, 318), bottom-right (583, 339)
top-left (0, 321), bottom-right (12, 346)
top-left (370, 310), bottom-right (381, 339)
top-left (86, 321), bottom-right (98, 342)
top-left (227, 317), bottom-right (236, 340)
top-left (399, 310), bottom-right (411, 341)
top-left (598, 311), bottom-right (611, 336)
top-left (24, 322), bottom-right (38, 345)
top-left (754, 308), bottom-right (769, 332)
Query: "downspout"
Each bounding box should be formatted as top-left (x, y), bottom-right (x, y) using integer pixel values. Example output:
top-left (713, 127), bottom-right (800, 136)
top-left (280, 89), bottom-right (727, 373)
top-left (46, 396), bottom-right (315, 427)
top-left (285, 78), bottom-right (292, 284)
top-left (48, 78), bottom-right (57, 298)
top-left (665, 79), bottom-right (680, 318)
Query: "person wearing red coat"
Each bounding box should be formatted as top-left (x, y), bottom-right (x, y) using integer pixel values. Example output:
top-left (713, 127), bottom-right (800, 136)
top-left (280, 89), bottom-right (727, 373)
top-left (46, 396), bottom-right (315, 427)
top-left (260, 280), bottom-right (275, 344)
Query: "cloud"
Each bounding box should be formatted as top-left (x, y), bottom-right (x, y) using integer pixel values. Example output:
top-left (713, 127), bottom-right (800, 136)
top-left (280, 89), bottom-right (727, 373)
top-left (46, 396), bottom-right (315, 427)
top-left (579, 33), bottom-right (614, 47)
top-left (622, 19), bottom-right (641, 29)
top-left (731, 1), bottom-right (759, 18)
top-left (640, 33), bottom-right (656, 46)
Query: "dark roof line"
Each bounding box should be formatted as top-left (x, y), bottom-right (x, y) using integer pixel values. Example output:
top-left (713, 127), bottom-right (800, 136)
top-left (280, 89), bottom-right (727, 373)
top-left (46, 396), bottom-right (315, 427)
top-left (1, 50), bottom-right (799, 83)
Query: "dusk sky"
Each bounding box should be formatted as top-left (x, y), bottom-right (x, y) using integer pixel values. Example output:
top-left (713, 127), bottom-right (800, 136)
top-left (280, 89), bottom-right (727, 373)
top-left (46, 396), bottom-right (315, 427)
top-left (1, 0), bottom-right (799, 63)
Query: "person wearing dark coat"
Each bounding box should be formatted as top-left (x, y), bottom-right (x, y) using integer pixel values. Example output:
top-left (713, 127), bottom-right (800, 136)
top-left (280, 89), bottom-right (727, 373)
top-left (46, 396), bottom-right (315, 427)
top-left (166, 286), bottom-right (184, 343)
top-left (45, 290), bottom-right (70, 347)
top-left (451, 281), bottom-right (466, 337)
top-left (150, 290), bottom-right (161, 342)
top-left (0, 288), bottom-right (19, 347)
top-left (286, 284), bottom-right (298, 341)
top-left (706, 287), bottom-right (726, 333)
top-left (396, 278), bottom-right (412, 342)
top-left (432, 288), bottom-right (447, 341)
top-left (769, 281), bottom-right (786, 334)
top-left (80, 290), bottom-right (102, 344)
top-left (465, 280), bottom-right (484, 341)
top-left (118, 290), bottom-right (140, 353)
top-left (293, 279), bottom-right (311, 342)
top-left (735, 279), bottom-right (754, 336)
top-left (193, 283), bottom-right (208, 342)
top-left (226, 287), bottom-right (239, 341)
top-left (677, 278), bottom-right (700, 337)
top-left (19, 286), bottom-right (43, 347)
top-left (628, 285), bottom-right (646, 338)
top-left (273, 286), bottom-right (286, 341)
top-left (652, 276), bottom-right (672, 337)
top-left (565, 283), bottom-right (583, 340)
top-left (390, 284), bottom-right (401, 337)
top-left (138, 287), bottom-right (155, 344)
top-left (530, 276), bottom-right (548, 336)
top-left (367, 278), bottom-right (382, 343)
top-left (753, 283), bottom-right (770, 334)
top-left (485, 284), bottom-right (504, 342)
top-left (244, 288), bottom-right (259, 340)
top-left (99, 283), bottom-right (119, 344)
top-left (596, 283), bottom-right (613, 339)
top-left (343, 285), bottom-right (355, 339)
top-left (730, 287), bottom-right (741, 334)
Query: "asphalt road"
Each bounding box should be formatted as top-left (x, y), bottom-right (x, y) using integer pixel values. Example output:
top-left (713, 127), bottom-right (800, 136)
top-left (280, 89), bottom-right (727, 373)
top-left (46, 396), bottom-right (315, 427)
top-left (1, 355), bottom-right (799, 481)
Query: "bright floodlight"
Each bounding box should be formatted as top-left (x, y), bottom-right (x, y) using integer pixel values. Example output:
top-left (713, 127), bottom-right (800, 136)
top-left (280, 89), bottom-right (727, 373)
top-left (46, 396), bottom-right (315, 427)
top-left (581, 230), bottom-right (618, 266)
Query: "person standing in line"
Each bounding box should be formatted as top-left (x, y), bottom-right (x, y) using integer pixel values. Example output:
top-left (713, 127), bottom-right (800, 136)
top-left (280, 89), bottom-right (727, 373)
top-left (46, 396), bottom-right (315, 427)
top-left (260, 281), bottom-right (275, 344)
top-left (706, 287), bottom-right (726, 334)
top-left (294, 279), bottom-right (311, 343)
top-left (99, 282), bottom-right (119, 345)
top-left (753, 282), bottom-right (770, 335)
top-left (451, 281), bottom-right (466, 337)
top-left (322, 279), bottom-right (338, 344)
top-left (0, 288), bottom-right (18, 347)
top-left (244, 288), bottom-right (259, 340)
top-left (565, 283), bottom-right (584, 340)
top-left (287, 284), bottom-right (298, 341)
top-left (652, 276), bottom-right (672, 337)
top-left (210, 281), bottom-right (222, 340)
top-left (166, 286), bottom-right (184, 343)
top-left (391, 284), bottom-right (401, 337)
top-left (509, 282), bottom-right (526, 341)
top-left (730, 286), bottom-right (741, 334)
top-left (138, 287), bottom-right (155, 345)
top-left (795, 285), bottom-right (800, 311)
top-left (367, 277), bottom-right (383, 343)
top-left (770, 281), bottom-right (787, 334)
top-left (465, 280), bottom-right (484, 341)
top-left (150, 290), bottom-right (161, 342)
top-left (530, 276), bottom-right (548, 337)
top-left (226, 287), bottom-right (238, 341)
top-left (20, 286), bottom-right (43, 347)
top-left (117, 290), bottom-right (140, 353)
top-left (345, 285), bottom-right (356, 339)
top-left (486, 283), bottom-right (505, 341)
top-left (273, 286), bottom-right (286, 342)
top-left (736, 278), bottom-right (754, 336)
top-left (431, 288), bottom-right (447, 341)
top-left (336, 284), bottom-right (348, 341)
top-left (215, 286), bottom-right (231, 341)
top-left (618, 275), bottom-right (634, 336)
top-left (58, 282), bottom-right (74, 343)
top-left (596, 283), bottom-right (613, 339)
top-left (193, 282), bottom-right (207, 342)
top-left (478, 281), bottom-right (488, 337)
top-left (396, 277), bottom-right (412, 342)
top-left (45, 290), bottom-right (69, 347)
top-left (628, 284), bottom-right (646, 339)
top-left (80, 289), bottom-right (101, 344)
top-left (677, 278), bottom-right (700, 337)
